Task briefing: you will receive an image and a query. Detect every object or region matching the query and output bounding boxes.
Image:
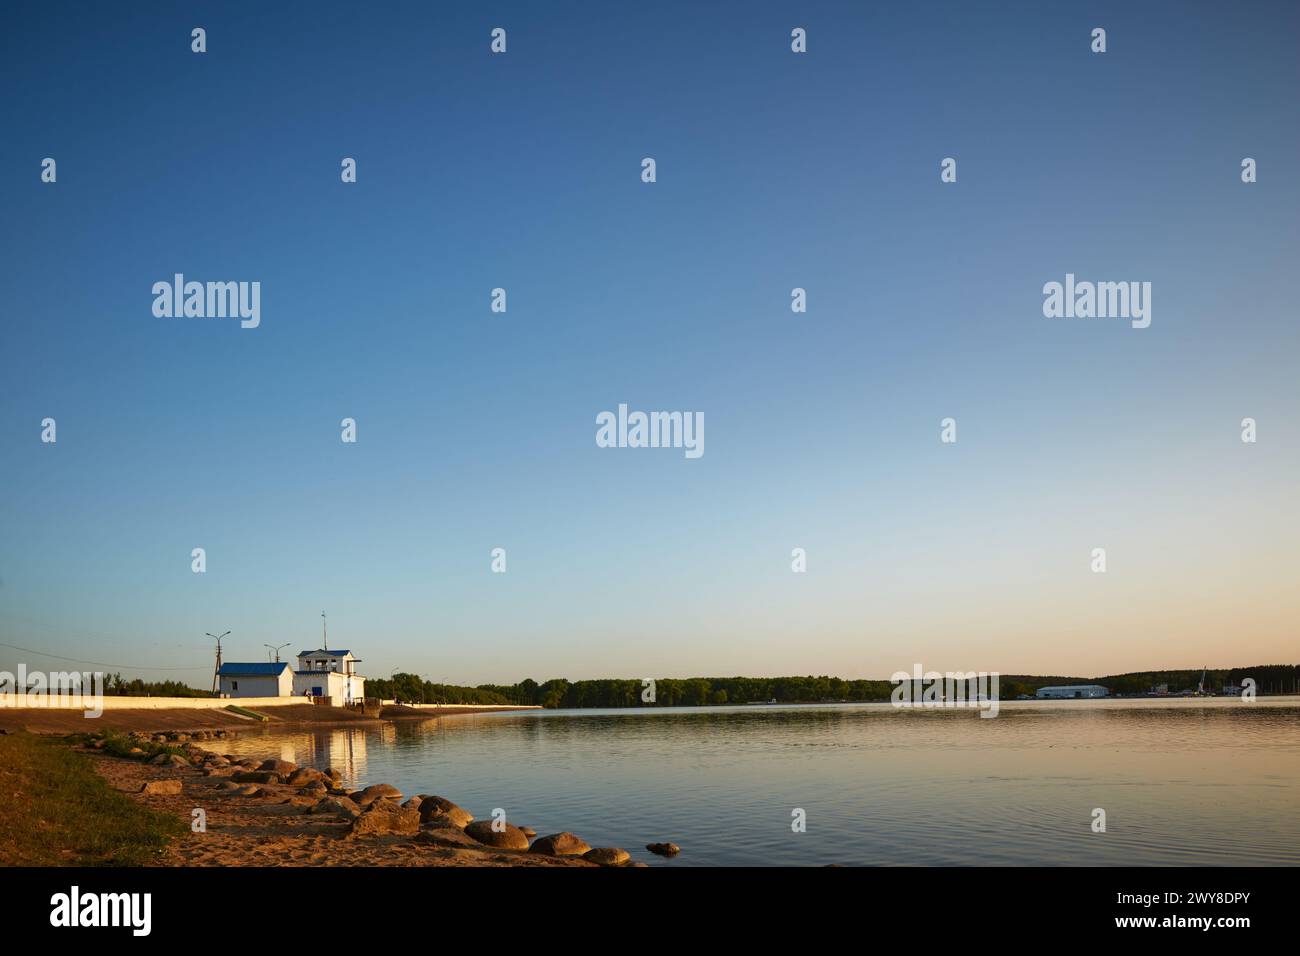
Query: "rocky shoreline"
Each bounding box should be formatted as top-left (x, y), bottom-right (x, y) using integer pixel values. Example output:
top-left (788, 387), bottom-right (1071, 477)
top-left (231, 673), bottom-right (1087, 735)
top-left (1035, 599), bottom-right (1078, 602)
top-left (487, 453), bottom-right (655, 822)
top-left (82, 729), bottom-right (674, 867)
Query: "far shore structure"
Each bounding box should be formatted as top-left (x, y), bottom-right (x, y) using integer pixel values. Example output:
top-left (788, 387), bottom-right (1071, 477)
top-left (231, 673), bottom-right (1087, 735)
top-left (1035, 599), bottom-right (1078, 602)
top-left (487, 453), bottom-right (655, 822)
top-left (218, 649), bottom-right (365, 705)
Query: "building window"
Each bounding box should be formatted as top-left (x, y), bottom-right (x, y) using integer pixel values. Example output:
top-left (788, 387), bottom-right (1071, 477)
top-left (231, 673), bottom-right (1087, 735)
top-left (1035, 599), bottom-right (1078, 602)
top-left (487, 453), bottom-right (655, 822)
top-left (232, 681), bottom-right (238, 691)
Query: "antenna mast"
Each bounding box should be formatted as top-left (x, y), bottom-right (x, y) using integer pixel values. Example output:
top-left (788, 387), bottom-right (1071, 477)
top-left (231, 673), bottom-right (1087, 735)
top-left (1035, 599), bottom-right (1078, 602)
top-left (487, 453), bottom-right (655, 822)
top-left (321, 611), bottom-right (328, 651)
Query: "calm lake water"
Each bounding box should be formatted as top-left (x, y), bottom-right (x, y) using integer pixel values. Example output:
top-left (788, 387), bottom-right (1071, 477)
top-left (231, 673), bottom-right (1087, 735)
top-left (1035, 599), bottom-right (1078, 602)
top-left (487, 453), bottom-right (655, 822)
top-left (217, 698), bottom-right (1300, 866)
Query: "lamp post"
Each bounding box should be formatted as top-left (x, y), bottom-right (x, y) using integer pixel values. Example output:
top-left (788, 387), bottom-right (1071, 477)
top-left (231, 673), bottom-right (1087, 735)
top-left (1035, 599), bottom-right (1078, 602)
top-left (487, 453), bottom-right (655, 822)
top-left (206, 631), bottom-right (231, 694)
top-left (264, 642), bottom-right (290, 663)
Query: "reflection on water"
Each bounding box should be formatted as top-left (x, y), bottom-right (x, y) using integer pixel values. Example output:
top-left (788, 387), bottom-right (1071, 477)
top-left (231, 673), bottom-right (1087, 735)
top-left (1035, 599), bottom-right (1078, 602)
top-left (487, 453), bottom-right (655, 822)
top-left (216, 698), bottom-right (1300, 866)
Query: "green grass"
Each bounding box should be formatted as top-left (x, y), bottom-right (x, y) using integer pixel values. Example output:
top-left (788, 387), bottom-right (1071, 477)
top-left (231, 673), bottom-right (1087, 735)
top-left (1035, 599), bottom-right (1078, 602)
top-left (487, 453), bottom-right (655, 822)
top-left (225, 704), bottom-right (269, 721)
top-left (0, 733), bottom-right (187, 865)
top-left (68, 730), bottom-right (189, 761)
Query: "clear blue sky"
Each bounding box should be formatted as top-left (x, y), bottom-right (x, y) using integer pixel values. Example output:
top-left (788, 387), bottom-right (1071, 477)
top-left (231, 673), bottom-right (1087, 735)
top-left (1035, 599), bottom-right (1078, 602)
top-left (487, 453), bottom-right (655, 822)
top-left (2, 1), bottom-right (1297, 686)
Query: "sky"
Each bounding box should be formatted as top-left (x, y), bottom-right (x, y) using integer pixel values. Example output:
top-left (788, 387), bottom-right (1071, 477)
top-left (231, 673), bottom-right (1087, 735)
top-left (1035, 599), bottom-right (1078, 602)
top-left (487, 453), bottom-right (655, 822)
top-left (1, 1), bottom-right (1297, 687)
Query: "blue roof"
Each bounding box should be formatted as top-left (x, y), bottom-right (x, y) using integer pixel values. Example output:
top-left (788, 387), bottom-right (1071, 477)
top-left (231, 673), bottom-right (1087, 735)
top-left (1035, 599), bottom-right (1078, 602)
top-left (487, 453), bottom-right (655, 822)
top-left (218, 662), bottom-right (289, 676)
top-left (296, 649), bottom-right (351, 657)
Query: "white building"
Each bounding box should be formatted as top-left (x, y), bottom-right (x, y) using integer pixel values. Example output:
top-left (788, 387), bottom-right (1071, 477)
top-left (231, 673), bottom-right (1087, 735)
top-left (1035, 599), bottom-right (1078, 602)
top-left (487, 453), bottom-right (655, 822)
top-left (292, 648), bottom-right (365, 704)
top-left (1036, 684), bottom-right (1109, 699)
top-left (217, 661), bottom-right (293, 698)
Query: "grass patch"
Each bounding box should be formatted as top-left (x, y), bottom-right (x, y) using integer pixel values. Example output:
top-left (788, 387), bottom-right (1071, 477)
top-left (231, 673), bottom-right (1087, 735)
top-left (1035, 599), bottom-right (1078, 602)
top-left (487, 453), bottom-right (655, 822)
top-left (66, 730), bottom-right (188, 761)
top-left (0, 733), bottom-right (186, 865)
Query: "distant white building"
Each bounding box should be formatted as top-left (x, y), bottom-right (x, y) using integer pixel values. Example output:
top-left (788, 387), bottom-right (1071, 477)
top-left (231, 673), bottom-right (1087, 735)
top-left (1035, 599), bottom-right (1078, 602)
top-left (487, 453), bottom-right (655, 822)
top-left (292, 648), bottom-right (365, 704)
top-left (216, 649), bottom-right (366, 704)
top-left (1036, 684), bottom-right (1109, 699)
top-left (218, 661), bottom-right (293, 698)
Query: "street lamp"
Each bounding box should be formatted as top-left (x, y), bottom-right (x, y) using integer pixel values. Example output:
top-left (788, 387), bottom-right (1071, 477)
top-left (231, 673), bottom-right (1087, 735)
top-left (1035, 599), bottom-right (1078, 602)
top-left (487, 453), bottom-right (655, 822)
top-left (206, 630), bottom-right (231, 694)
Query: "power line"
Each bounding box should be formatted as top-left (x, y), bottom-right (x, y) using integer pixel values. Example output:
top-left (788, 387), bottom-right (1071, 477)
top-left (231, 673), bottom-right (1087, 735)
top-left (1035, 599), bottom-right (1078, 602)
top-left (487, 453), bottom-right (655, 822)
top-left (0, 641), bottom-right (201, 671)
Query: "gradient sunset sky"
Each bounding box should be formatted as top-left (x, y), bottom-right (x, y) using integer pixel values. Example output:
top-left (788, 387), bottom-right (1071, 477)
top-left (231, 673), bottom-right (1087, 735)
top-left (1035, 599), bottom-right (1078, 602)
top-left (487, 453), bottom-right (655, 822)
top-left (2, 1), bottom-right (1297, 687)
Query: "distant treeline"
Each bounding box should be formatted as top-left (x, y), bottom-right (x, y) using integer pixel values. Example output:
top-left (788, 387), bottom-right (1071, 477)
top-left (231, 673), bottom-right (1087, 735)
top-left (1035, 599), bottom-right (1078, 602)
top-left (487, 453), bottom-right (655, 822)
top-left (88, 665), bottom-right (1300, 707)
top-left (102, 675), bottom-right (213, 698)
top-left (371, 665), bottom-right (1300, 709)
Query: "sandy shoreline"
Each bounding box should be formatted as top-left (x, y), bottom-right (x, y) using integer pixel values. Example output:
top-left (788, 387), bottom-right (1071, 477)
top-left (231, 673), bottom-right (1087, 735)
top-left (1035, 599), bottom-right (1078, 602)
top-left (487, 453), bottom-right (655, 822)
top-left (75, 736), bottom-right (628, 867)
top-left (96, 752), bottom-right (594, 867)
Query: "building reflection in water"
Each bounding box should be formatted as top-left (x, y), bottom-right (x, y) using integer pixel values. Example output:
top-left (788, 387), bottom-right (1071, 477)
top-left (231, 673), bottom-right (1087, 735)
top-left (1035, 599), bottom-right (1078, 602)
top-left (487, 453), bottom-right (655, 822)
top-left (253, 728), bottom-right (370, 787)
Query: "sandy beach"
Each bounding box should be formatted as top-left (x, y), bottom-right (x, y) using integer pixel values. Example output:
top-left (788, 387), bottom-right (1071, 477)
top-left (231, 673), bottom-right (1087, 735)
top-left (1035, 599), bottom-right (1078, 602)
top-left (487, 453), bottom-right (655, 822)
top-left (85, 745), bottom-right (598, 867)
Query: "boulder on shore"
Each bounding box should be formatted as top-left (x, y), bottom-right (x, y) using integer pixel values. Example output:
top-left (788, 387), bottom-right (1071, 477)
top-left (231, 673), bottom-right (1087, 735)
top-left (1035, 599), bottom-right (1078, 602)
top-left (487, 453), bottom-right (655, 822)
top-left (353, 783), bottom-right (403, 807)
top-left (530, 832), bottom-right (592, 857)
top-left (417, 796), bottom-right (473, 829)
top-left (646, 842), bottom-right (681, 857)
top-left (310, 796), bottom-right (361, 819)
top-left (348, 801), bottom-right (420, 836)
top-left (286, 767), bottom-right (325, 787)
top-left (583, 847), bottom-right (631, 867)
top-left (259, 758), bottom-right (297, 774)
top-left (233, 770), bottom-right (283, 784)
top-left (140, 779), bottom-right (182, 796)
top-left (463, 820), bottom-right (530, 851)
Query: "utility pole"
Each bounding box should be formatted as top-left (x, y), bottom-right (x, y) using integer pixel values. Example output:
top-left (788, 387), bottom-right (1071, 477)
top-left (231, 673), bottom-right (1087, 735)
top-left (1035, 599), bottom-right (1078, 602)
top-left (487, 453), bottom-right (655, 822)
top-left (321, 611), bottom-right (328, 651)
top-left (206, 630), bottom-right (230, 694)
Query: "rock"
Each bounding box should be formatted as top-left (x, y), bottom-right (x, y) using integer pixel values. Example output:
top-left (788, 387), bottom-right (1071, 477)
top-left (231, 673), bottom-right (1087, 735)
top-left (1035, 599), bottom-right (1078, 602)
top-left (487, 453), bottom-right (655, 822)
top-left (463, 820), bottom-right (530, 851)
top-left (204, 766), bottom-right (238, 778)
top-left (417, 796), bottom-right (473, 829)
top-left (286, 767), bottom-right (325, 787)
top-left (234, 784), bottom-right (262, 797)
top-left (519, 826), bottom-right (537, 838)
top-left (310, 796), bottom-right (361, 819)
top-left (401, 796), bottom-right (423, 811)
top-left (583, 847), bottom-right (631, 867)
top-left (324, 767), bottom-right (343, 781)
top-left (259, 758), bottom-right (297, 774)
top-left (348, 801), bottom-right (420, 837)
top-left (140, 779), bottom-right (182, 796)
top-left (530, 832), bottom-right (592, 857)
top-left (413, 827), bottom-right (482, 850)
top-left (646, 842), bottom-right (681, 857)
top-left (233, 770), bottom-right (282, 784)
top-left (301, 781), bottom-right (329, 797)
top-left (207, 755), bottom-right (230, 767)
top-left (127, 747), bottom-right (145, 756)
top-left (148, 753), bottom-right (171, 766)
top-left (353, 783), bottom-right (403, 807)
